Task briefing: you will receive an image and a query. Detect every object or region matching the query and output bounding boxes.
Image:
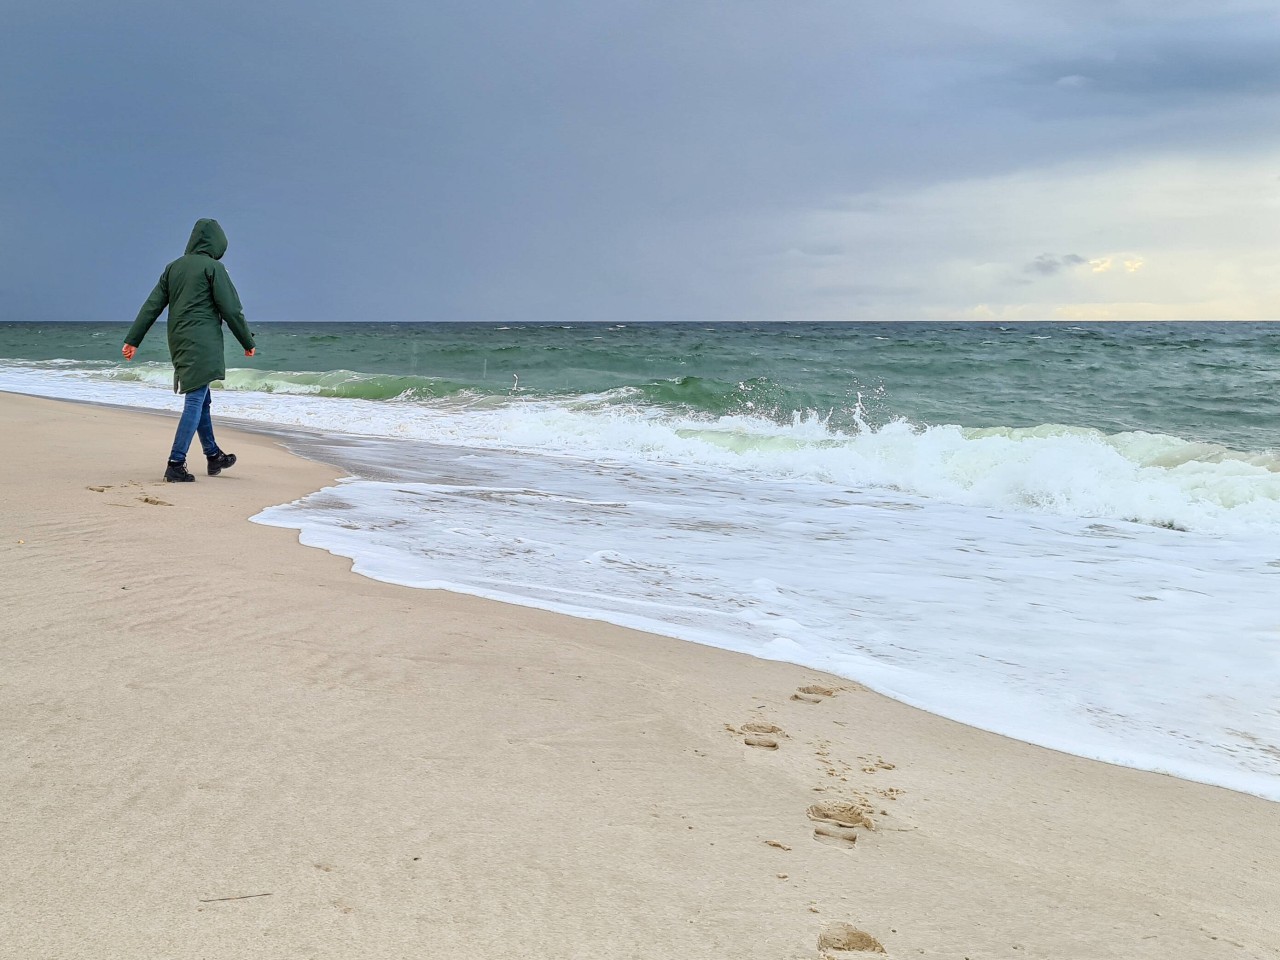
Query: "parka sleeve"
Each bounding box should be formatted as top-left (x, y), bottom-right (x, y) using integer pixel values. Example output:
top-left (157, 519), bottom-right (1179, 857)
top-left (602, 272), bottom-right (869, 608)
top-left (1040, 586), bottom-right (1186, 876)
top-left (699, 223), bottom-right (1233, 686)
top-left (124, 271), bottom-right (169, 346)
top-left (211, 262), bottom-right (255, 351)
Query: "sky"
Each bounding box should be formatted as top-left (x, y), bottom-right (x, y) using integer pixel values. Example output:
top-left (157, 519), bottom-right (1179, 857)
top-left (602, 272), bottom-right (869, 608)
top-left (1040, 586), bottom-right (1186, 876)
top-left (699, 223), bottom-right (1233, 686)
top-left (3, 0), bottom-right (1280, 322)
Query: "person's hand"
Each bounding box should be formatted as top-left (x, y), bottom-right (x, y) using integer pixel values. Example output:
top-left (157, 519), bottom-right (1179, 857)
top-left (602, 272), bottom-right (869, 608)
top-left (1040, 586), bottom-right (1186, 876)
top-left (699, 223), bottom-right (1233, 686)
top-left (122, 344), bottom-right (136, 361)
top-left (245, 348), bottom-right (256, 357)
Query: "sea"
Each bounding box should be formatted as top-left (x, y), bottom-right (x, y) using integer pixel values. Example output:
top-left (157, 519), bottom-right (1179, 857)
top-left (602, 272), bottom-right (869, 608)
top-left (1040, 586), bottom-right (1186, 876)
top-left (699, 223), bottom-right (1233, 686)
top-left (2, 320), bottom-right (1277, 800)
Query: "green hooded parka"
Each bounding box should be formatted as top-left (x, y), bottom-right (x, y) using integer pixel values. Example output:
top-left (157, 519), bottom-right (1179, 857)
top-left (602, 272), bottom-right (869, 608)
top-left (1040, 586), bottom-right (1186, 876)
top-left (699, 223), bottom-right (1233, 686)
top-left (125, 219), bottom-right (256, 393)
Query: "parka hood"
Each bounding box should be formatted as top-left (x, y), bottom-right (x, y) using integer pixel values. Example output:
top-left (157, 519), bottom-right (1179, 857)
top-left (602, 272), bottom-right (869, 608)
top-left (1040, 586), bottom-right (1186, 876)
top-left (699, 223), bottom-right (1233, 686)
top-left (185, 218), bottom-right (228, 260)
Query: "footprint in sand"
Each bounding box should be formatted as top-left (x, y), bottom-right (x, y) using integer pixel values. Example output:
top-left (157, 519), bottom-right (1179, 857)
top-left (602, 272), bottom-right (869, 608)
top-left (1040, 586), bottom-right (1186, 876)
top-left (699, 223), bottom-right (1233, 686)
top-left (792, 684), bottom-right (838, 704)
top-left (739, 720), bottom-right (785, 750)
top-left (808, 800), bottom-right (875, 849)
top-left (87, 485), bottom-right (111, 493)
top-left (138, 496), bottom-right (172, 507)
top-left (818, 921), bottom-right (886, 954)
top-left (858, 754), bottom-right (896, 774)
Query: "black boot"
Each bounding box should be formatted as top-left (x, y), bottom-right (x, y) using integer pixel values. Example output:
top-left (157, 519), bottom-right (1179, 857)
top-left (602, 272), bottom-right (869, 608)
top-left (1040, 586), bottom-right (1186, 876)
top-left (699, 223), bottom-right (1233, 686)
top-left (165, 460), bottom-right (195, 483)
top-left (206, 451), bottom-right (237, 476)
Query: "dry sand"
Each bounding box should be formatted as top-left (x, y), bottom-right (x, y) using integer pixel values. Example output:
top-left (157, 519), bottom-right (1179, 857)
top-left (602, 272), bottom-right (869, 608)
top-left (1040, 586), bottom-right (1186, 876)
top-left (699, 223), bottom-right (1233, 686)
top-left (1, 390), bottom-right (1277, 960)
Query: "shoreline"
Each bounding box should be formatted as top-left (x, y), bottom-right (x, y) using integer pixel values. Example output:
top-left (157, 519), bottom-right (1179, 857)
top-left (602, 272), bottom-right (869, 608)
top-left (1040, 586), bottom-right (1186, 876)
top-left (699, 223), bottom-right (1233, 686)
top-left (16, 386), bottom-right (1276, 801)
top-left (2, 390), bottom-right (1277, 959)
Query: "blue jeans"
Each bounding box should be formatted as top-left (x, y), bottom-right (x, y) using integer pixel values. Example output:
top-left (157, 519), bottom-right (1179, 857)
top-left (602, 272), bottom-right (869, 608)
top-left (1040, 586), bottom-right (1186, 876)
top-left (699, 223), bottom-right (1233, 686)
top-left (168, 386), bottom-right (220, 463)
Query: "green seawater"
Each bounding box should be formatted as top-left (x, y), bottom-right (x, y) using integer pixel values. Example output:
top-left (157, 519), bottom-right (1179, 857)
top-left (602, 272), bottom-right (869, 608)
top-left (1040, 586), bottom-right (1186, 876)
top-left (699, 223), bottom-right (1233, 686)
top-left (1, 320), bottom-right (1276, 452)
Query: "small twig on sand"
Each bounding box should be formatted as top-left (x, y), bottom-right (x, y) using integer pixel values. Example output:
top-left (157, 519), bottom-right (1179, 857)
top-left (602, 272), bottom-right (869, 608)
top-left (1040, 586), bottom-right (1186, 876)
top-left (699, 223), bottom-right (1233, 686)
top-left (198, 893), bottom-right (273, 903)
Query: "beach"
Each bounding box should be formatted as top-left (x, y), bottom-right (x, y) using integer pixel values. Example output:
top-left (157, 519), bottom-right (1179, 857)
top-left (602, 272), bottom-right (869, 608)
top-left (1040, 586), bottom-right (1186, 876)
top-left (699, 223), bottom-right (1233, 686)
top-left (1, 390), bottom-right (1276, 959)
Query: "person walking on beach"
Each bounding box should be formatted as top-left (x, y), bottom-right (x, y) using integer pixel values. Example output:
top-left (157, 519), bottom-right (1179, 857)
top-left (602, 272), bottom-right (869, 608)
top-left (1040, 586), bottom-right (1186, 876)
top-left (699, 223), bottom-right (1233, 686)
top-left (121, 218), bottom-right (256, 482)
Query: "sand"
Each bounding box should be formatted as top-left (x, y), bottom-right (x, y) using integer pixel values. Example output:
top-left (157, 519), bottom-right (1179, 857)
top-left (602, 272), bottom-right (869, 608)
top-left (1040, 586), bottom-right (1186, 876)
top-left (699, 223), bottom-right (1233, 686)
top-left (1, 390), bottom-right (1276, 960)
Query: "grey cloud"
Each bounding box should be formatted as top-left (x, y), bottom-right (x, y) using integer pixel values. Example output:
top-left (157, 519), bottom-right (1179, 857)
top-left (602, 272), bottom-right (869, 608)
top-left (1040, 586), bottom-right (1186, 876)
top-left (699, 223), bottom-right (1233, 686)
top-left (811, 282), bottom-right (924, 301)
top-left (1005, 14), bottom-right (1280, 111)
top-left (1025, 254), bottom-right (1089, 276)
top-left (790, 244), bottom-right (846, 258)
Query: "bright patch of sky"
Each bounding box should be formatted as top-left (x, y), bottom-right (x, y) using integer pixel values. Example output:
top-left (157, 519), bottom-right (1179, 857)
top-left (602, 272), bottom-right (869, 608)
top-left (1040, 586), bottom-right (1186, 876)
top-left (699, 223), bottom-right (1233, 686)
top-left (777, 153), bottom-right (1280, 320)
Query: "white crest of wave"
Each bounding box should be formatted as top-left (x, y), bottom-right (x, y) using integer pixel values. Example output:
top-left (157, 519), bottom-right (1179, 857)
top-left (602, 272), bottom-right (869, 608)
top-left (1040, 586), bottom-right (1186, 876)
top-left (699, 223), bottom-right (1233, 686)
top-left (440, 402), bottom-right (1280, 535)
top-left (102, 363), bottom-right (330, 396)
top-left (832, 421), bottom-right (1280, 532)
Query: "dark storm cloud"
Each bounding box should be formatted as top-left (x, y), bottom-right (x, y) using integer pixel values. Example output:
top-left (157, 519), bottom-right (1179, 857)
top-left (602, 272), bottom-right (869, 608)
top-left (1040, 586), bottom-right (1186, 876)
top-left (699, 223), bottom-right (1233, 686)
top-left (2, 1), bottom-right (1279, 322)
top-left (975, 8), bottom-right (1280, 122)
top-left (1016, 31), bottom-right (1280, 109)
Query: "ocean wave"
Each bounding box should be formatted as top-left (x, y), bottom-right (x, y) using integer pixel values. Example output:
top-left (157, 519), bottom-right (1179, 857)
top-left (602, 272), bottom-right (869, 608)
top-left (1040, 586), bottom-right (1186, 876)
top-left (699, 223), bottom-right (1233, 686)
top-left (531, 409), bottom-right (1280, 534)
top-left (623, 374), bottom-right (830, 420)
top-left (100, 363), bottom-right (483, 402)
top-left (97, 363), bottom-right (843, 423)
top-left (3, 360), bottom-right (1278, 535)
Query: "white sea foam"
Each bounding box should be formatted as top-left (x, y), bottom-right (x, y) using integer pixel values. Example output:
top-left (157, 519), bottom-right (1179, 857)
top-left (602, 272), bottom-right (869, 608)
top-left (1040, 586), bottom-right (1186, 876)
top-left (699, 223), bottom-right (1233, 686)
top-left (3, 360), bottom-right (1279, 800)
top-left (252, 439), bottom-right (1280, 801)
